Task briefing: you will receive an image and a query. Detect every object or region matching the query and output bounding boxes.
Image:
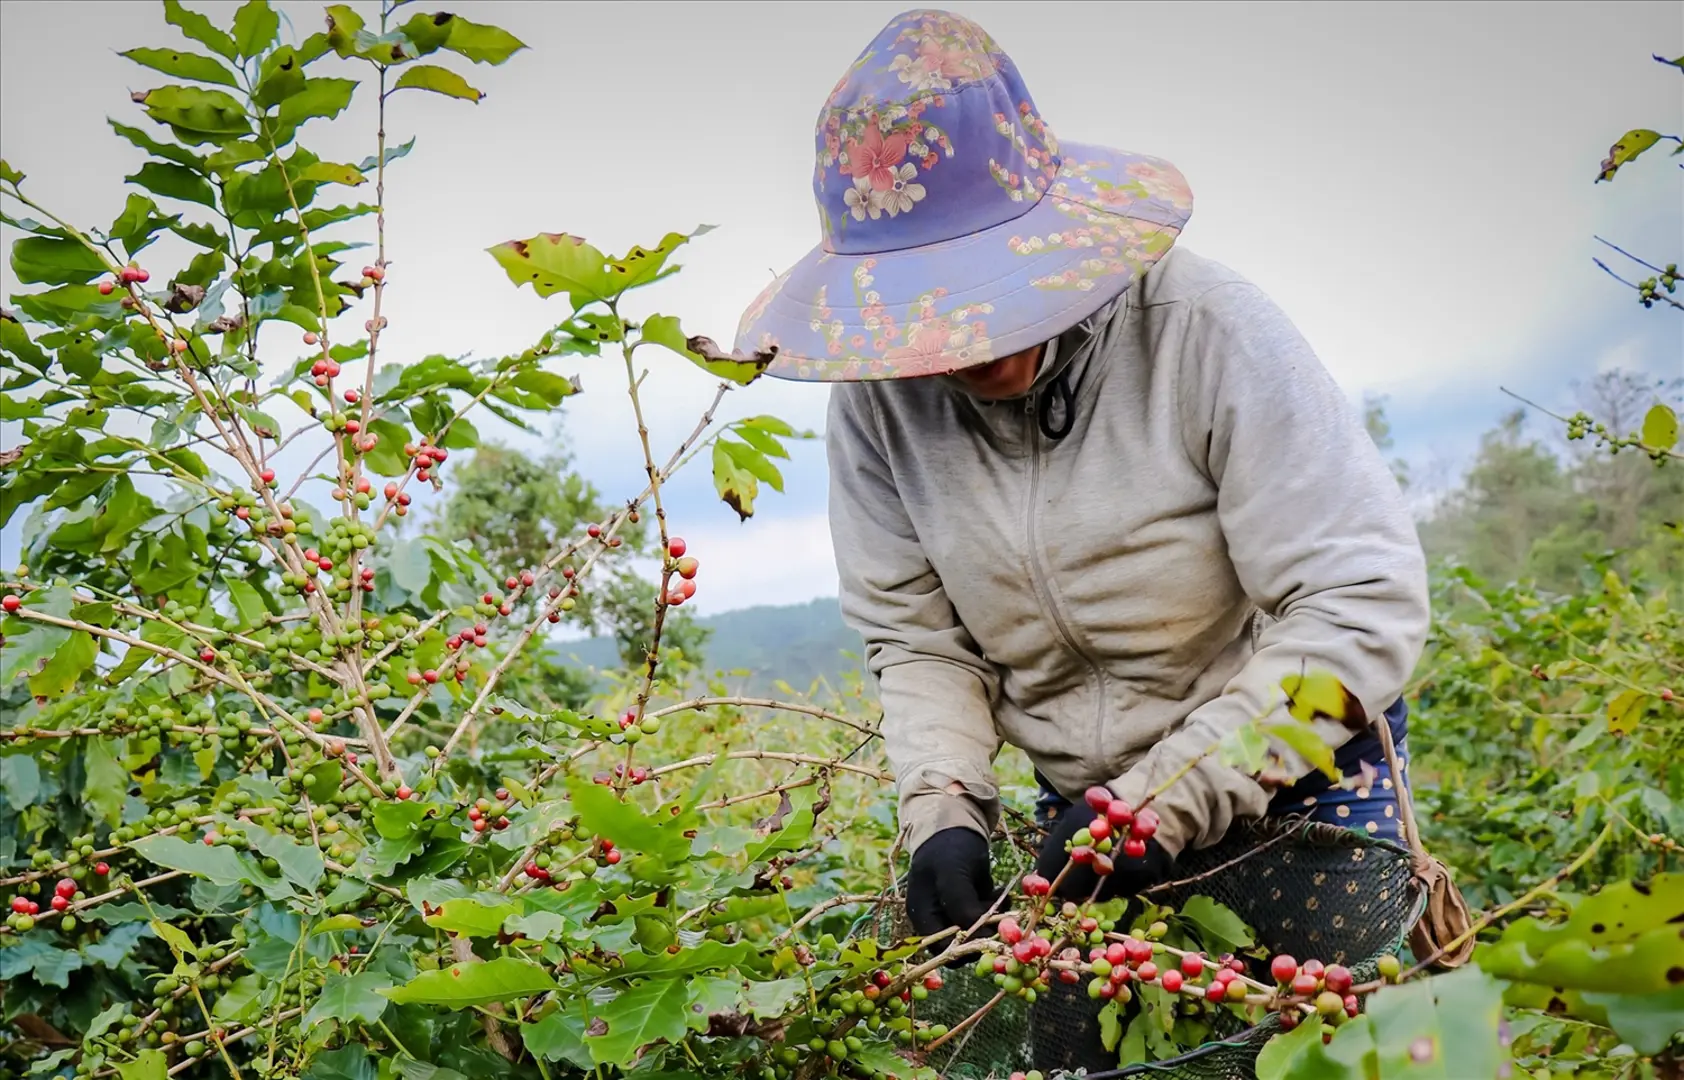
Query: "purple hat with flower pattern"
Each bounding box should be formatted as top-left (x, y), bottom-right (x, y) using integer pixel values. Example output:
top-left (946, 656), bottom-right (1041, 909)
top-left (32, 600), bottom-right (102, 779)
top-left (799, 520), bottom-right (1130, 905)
top-left (734, 8), bottom-right (1193, 382)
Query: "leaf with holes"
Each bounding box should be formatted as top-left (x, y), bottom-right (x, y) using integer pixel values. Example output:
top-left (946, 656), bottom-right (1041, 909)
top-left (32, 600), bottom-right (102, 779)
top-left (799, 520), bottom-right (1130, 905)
top-left (120, 47), bottom-right (237, 86)
top-left (640, 314), bottom-right (766, 386)
top-left (488, 232), bottom-right (611, 306)
top-left (713, 439), bottom-right (761, 522)
top-left (1477, 872), bottom-right (1684, 994)
top-left (1596, 128), bottom-right (1665, 182)
top-left (585, 977), bottom-right (690, 1066)
top-left (1606, 689), bottom-right (1646, 735)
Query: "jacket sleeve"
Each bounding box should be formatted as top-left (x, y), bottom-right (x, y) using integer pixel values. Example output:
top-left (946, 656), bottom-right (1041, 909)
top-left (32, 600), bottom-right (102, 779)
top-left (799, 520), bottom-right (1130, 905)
top-left (826, 384), bottom-right (1003, 855)
top-left (1105, 280), bottom-right (1430, 856)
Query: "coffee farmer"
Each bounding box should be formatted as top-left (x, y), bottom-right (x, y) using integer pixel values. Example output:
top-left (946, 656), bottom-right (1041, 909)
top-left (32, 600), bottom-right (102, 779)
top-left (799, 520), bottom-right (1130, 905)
top-left (732, 9), bottom-right (1428, 945)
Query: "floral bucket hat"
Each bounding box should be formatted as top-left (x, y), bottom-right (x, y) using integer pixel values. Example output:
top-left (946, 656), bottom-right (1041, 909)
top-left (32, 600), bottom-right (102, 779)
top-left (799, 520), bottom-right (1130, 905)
top-left (733, 8), bottom-right (1193, 382)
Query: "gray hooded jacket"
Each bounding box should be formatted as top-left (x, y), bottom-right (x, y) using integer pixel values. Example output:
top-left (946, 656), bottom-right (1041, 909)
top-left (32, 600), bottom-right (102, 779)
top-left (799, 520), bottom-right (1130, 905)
top-left (826, 247), bottom-right (1430, 857)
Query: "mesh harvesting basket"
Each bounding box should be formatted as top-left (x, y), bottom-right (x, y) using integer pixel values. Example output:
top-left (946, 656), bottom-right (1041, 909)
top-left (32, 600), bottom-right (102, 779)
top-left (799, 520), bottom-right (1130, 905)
top-left (856, 818), bottom-right (1427, 1080)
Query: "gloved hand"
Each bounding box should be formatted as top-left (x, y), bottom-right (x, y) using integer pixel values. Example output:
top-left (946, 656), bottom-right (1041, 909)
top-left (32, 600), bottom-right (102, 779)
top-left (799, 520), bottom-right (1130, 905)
top-left (1034, 789), bottom-right (1175, 901)
top-left (906, 827), bottom-right (998, 965)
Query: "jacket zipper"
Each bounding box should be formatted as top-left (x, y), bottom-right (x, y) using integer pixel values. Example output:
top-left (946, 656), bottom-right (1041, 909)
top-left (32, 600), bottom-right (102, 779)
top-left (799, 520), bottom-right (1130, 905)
top-left (1022, 397), bottom-right (1110, 775)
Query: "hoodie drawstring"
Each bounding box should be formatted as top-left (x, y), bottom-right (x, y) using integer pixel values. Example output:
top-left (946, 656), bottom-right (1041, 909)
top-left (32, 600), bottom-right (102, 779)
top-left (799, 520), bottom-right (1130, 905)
top-left (1037, 368), bottom-right (1076, 441)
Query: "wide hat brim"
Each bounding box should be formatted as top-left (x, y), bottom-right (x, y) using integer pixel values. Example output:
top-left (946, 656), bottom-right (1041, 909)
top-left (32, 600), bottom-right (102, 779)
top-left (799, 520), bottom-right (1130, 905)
top-left (735, 141), bottom-right (1192, 383)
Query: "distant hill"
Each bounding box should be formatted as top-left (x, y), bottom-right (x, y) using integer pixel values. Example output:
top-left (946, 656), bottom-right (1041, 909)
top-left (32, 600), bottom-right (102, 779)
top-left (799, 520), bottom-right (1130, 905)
top-left (547, 596), bottom-right (872, 696)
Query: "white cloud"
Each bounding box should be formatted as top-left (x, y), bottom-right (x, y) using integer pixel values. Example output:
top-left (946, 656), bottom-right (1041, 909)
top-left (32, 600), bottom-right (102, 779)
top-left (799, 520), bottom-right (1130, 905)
top-left (1594, 336), bottom-right (1646, 374)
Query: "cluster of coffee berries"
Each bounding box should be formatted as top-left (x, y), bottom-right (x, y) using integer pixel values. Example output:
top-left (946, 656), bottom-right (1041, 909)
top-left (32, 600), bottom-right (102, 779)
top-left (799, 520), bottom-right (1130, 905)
top-left (664, 537), bottom-right (699, 607)
top-left (1266, 954), bottom-right (1376, 1033)
top-left (759, 967), bottom-right (951, 1078)
top-left (96, 265), bottom-right (150, 295)
top-left (466, 791), bottom-right (513, 834)
top-left (405, 438), bottom-right (447, 483)
top-left (1062, 786), bottom-right (1161, 876)
top-left (309, 356), bottom-right (343, 386)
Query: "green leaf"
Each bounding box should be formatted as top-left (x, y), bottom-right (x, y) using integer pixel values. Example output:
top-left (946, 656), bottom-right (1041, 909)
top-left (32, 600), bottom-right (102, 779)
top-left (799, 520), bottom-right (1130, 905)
top-left (1596, 128), bottom-right (1665, 182)
top-left (525, 1010), bottom-right (592, 1067)
top-left (381, 957), bottom-right (557, 1007)
top-left (358, 137), bottom-right (415, 173)
top-left (1580, 985), bottom-right (1684, 1055)
top-left (27, 629), bottom-right (95, 699)
top-left (1365, 965), bottom-right (1507, 1076)
top-left (566, 775), bottom-right (693, 863)
top-left (311, 914), bottom-right (366, 936)
top-left (305, 970), bottom-right (394, 1026)
top-left (1263, 722), bottom-right (1339, 781)
top-left (116, 1049), bottom-right (169, 1080)
top-left (1279, 670), bottom-right (1355, 724)
top-left (392, 64), bottom-right (484, 102)
top-left (224, 575), bottom-right (269, 628)
top-left (119, 47), bottom-right (237, 86)
top-left (1642, 403), bottom-right (1679, 451)
top-left (231, 0), bottom-right (279, 58)
top-left (371, 798), bottom-right (433, 840)
top-left (84, 737), bottom-right (128, 827)
top-left (488, 232), bottom-right (611, 306)
top-left (1478, 872), bottom-right (1684, 995)
top-left (1219, 723), bottom-right (1270, 773)
top-left (324, 5), bottom-right (365, 56)
top-left (277, 78), bottom-right (358, 128)
top-left (250, 829), bottom-right (326, 890)
top-left (125, 162), bottom-right (216, 207)
top-left (1606, 688), bottom-right (1645, 736)
top-left (254, 46), bottom-right (308, 107)
top-left (297, 161), bottom-right (367, 186)
top-left (1097, 997), bottom-right (1123, 1051)
top-left (743, 784), bottom-right (818, 863)
top-left (212, 974), bottom-right (264, 1022)
top-left (0, 159), bottom-right (21, 185)
top-left (1256, 1013), bottom-right (1327, 1080)
top-left (150, 917), bottom-right (201, 958)
top-left (713, 439), bottom-right (759, 522)
top-left (10, 236), bottom-right (107, 285)
top-left (721, 438), bottom-right (785, 493)
top-left (442, 16), bottom-right (528, 65)
top-left (641, 313), bottom-right (768, 385)
top-left (304, 760), bottom-right (343, 803)
top-left (110, 119), bottom-right (208, 168)
top-left (606, 225), bottom-right (714, 292)
top-left (506, 368), bottom-right (582, 406)
top-left (0, 754), bottom-right (42, 810)
top-left (134, 85), bottom-right (251, 141)
top-left (130, 833), bottom-right (251, 886)
top-left (586, 978), bottom-right (690, 1066)
top-left (1178, 895), bottom-right (1254, 953)
top-left (302, 1045), bottom-right (376, 1080)
top-left (422, 897), bottom-right (522, 938)
top-left (163, 0), bottom-right (236, 60)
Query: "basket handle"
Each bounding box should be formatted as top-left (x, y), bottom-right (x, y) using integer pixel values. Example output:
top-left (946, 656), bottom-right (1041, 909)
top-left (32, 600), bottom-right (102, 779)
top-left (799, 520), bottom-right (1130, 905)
top-left (1374, 706), bottom-right (1476, 968)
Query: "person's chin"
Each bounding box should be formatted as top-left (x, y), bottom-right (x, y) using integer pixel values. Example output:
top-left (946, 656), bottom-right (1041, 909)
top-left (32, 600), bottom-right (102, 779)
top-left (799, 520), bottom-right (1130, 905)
top-left (953, 368), bottom-right (1017, 399)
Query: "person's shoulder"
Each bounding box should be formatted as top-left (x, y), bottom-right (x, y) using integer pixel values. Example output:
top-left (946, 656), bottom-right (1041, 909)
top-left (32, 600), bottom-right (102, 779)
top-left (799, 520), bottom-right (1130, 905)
top-left (1140, 247), bottom-right (1264, 311)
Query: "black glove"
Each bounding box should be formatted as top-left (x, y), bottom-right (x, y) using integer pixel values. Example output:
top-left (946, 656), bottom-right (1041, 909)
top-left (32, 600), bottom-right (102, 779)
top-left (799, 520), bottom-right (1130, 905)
top-left (1034, 805), bottom-right (1174, 901)
top-left (906, 827), bottom-right (997, 964)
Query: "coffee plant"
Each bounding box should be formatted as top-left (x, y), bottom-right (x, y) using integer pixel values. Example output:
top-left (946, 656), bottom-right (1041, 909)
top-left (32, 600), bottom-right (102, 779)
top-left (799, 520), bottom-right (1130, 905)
top-left (2, 4), bottom-right (1681, 1080)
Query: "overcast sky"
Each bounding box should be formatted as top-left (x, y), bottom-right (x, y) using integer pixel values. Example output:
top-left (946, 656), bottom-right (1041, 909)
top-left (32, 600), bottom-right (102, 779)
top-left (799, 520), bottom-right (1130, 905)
top-left (2, 1), bottom-right (1680, 615)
